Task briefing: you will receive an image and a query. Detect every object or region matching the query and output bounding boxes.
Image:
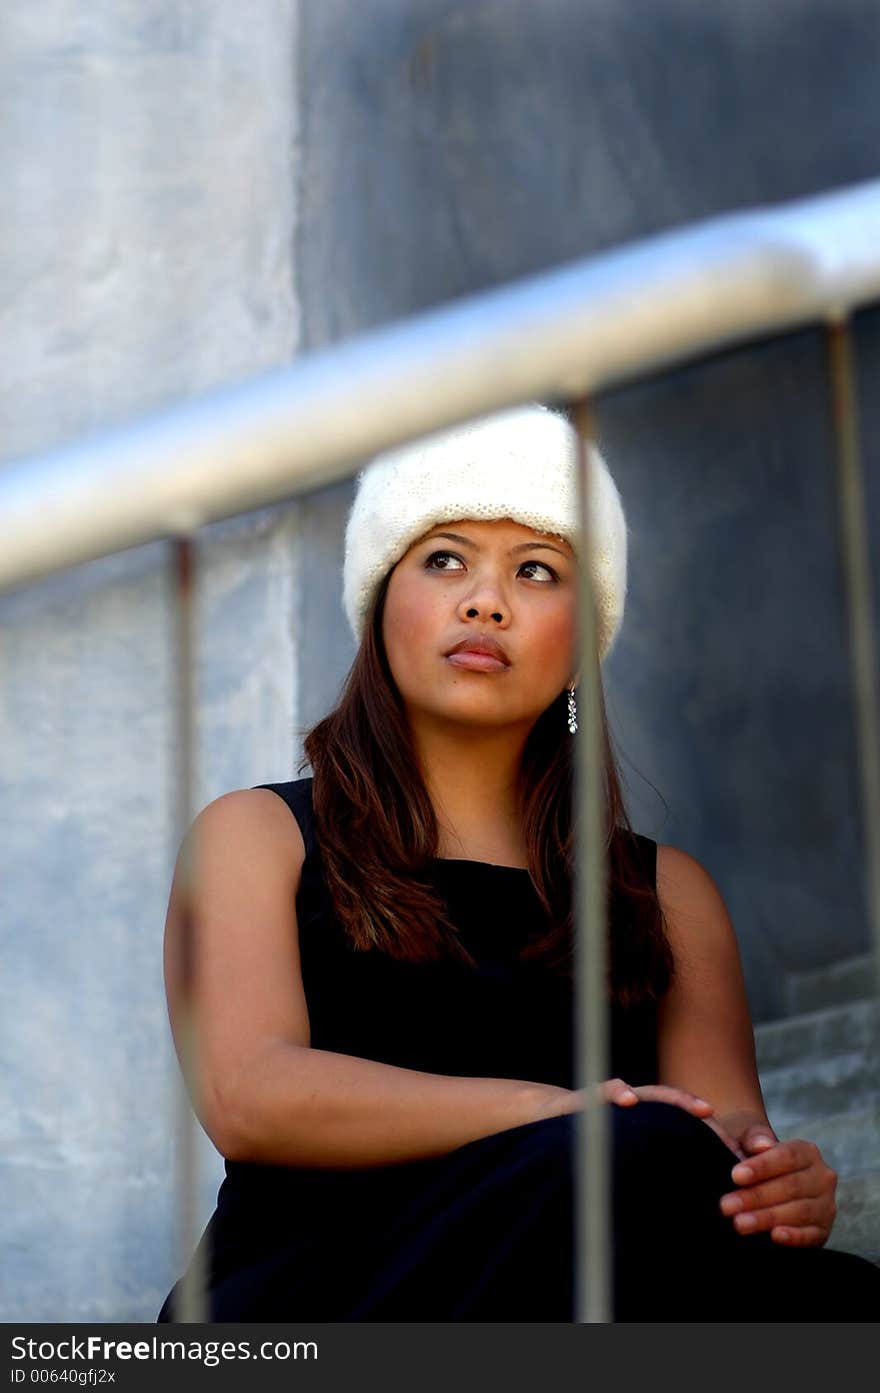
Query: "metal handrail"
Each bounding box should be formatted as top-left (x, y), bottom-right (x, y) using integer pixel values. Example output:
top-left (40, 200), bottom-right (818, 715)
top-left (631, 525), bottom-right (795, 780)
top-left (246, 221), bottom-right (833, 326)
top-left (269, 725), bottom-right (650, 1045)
top-left (2, 176), bottom-right (880, 595)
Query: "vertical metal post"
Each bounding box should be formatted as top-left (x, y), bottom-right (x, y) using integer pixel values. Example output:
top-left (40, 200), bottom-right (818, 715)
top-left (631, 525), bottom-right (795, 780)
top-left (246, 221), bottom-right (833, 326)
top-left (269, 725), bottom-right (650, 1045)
top-left (167, 533), bottom-right (209, 1323)
top-left (826, 319), bottom-right (880, 1001)
top-left (570, 398), bottom-right (612, 1323)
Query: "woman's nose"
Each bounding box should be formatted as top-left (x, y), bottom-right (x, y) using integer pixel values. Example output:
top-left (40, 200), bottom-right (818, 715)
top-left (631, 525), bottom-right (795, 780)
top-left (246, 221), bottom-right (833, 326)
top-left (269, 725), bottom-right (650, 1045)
top-left (457, 570), bottom-right (510, 622)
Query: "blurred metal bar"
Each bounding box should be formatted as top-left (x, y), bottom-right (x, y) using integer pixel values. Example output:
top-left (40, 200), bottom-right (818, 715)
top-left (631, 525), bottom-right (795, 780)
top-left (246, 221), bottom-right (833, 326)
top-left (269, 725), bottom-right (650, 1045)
top-left (3, 177), bottom-right (880, 596)
top-left (570, 399), bottom-right (612, 1322)
top-left (165, 534), bottom-right (208, 1323)
top-left (826, 321), bottom-right (880, 1001)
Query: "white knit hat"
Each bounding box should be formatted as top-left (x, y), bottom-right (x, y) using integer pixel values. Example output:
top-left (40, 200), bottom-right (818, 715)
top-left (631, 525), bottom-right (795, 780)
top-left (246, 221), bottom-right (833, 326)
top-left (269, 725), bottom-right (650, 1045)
top-left (342, 402), bottom-right (628, 662)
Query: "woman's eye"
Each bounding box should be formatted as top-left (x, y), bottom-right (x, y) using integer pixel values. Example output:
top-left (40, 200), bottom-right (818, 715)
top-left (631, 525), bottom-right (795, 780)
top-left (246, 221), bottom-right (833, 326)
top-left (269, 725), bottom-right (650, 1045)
top-left (424, 551), bottom-right (558, 582)
top-left (424, 550), bottom-right (465, 572)
top-left (519, 560), bottom-right (558, 582)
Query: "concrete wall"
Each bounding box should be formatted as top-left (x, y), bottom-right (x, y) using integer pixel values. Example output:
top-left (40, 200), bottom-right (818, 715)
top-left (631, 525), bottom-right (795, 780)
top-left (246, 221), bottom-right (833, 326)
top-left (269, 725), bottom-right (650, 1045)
top-left (1, 1), bottom-right (301, 1324)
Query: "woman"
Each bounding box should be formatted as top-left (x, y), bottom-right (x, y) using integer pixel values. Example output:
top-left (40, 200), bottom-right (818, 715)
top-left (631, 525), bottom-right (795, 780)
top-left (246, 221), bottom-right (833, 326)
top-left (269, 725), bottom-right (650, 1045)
top-left (157, 403), bottom-right (880, 1322)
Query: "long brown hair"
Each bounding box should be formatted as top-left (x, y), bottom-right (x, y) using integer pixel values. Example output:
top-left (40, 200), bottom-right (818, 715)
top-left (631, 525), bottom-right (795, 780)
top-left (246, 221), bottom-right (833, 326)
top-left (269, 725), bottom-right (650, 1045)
top-left (299, 566), bottom-right (674, 1009)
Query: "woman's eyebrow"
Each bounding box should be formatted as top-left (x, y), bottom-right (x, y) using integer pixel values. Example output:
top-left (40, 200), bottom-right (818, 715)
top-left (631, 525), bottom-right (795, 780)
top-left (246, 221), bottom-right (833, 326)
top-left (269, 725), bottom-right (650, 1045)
top-left (422, 530), bottom-right (569, 558)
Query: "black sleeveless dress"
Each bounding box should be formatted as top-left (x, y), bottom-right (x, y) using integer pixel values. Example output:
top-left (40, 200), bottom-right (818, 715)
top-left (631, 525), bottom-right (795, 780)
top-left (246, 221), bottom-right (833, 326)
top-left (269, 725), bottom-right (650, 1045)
top-left (157, 777), bottom-right (880, 1322)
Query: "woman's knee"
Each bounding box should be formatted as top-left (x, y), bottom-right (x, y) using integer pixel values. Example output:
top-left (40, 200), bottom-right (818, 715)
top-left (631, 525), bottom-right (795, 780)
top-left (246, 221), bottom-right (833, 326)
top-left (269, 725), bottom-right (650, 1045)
top-left (471, 1101), bottom-right (734, 1188)
top-left (479, 1101), bottom-right (705, 1180)
top-left (611, 1100), bottom-right (742, 1228)
top-left (612, 1099), bottom-right (734, 1165)
top-left (487, 1100), bottom-right (713, 1162)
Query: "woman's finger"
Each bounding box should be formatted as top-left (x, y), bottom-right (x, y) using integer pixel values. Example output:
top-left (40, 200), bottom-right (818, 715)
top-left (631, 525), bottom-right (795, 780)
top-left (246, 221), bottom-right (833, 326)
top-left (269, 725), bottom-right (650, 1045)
top-left (740, 1125), bottom-right (777, 1154)
top-left (730, 1139), bottom-right (822, 1187)
top-left (720, 1144), bottom-right (837, 1248)
top-left (720, 1168), bottom-right (825, 1216)
top-left (769, 1225), bottom-right (828, 1247)
top-left (727, 1197), bottom-right (833, 1239)
top-left (599, 1078), bottom-right (640, 1106)
top-left (628, 1084), bottom-right (715, 1116)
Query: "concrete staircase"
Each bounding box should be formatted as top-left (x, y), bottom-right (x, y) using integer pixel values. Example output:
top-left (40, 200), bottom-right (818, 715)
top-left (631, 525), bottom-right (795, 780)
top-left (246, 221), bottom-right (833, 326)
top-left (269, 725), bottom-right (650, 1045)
top-left (754, 953), bottom-right (879, 1266)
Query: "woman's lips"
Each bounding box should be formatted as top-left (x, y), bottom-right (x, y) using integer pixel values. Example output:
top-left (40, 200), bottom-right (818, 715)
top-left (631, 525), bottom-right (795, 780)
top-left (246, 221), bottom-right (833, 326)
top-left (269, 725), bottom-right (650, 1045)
top-left (445, 652), bottom-right (509, 672)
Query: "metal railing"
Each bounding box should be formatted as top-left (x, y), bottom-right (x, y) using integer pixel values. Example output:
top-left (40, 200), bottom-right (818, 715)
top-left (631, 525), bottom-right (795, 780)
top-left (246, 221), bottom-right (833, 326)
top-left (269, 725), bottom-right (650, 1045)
top-left (3, 175), bottom-right (879, 1324)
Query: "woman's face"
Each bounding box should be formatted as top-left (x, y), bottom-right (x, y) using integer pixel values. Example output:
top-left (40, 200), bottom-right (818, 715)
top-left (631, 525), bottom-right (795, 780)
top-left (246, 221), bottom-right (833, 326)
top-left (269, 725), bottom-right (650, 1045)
top-left (382, 516), bottom-right (578, 734)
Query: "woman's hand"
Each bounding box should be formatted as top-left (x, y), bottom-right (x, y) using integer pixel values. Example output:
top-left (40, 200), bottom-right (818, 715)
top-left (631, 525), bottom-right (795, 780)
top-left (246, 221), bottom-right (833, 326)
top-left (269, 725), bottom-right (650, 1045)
top-left (561, 1078), bottom-right (716, 1118)
top-left (538, 1079), bottom-right (744, 1156)
top-left (609, 1082), bottom-right (745, 1158)
top-left (625, 1085), bottom-right (747, 1159)
top-left (719, 1125), bottom-right (839, 1247)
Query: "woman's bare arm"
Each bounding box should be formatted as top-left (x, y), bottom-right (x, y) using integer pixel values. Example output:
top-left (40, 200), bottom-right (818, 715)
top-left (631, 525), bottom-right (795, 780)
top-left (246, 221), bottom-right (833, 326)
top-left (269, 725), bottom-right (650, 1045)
top-left (654, 841), bottom-right (773, 1145)
top-left (654, 843), bottom-right (840, 1246)
top-left (162, 789), bottom-right (563, 1170)
top-left (223, 1040), bottom-right (557, 1169)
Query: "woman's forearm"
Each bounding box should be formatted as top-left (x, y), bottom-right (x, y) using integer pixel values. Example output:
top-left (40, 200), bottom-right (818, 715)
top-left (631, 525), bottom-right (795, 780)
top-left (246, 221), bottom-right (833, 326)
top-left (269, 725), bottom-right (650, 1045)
top-left (222, 1040), bottom-right (561, 1169)
top-left (715, 1106), bottom-right (777, 1146)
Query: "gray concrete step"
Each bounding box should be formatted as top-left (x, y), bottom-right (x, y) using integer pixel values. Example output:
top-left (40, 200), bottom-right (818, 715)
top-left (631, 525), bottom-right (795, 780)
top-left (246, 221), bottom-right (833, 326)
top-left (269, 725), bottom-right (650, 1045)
top-left (752, 989), bottom-right (880, 1269)
top-left (828, 1172), bottom-right (880, 1268)
top-left (754, 995), bottom-right (879, 1072)
top-left (757, 1047), bottom-right (876, 1122)
top-left (784, 952), bottom-right (878, 1015)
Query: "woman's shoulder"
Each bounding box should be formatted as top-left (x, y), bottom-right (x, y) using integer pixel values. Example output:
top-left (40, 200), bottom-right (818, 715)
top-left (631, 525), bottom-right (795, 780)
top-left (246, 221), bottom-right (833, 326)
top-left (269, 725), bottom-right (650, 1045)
top-left (187, 780), bottom-right (315, 887)
top-left (246, 776), bottom-right (316, 859)
top-left (654, 842), bottom-right (737, 955)
top-left (655, 842), bottom-right (721, 900)
top-left (615, 833), bottom-right (725, 902)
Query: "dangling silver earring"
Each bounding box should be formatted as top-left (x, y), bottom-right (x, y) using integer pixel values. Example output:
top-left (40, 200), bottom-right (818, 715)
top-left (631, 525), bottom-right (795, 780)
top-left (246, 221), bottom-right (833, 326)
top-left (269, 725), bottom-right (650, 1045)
top-left (567, 685), bottom-right (578, 735)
